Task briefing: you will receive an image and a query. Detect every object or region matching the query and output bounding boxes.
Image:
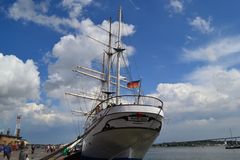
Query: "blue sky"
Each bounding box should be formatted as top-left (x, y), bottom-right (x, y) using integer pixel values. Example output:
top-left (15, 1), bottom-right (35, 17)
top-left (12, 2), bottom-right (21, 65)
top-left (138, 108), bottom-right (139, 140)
top-left (1, 0), bottom-right (240, 144)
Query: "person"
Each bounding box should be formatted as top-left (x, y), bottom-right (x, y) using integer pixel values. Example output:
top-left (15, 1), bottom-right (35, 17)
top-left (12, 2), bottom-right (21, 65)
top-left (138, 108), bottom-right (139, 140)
top-left (25, 154), bottom-right (29, 160)
top-left (18, 141), bottom-right (26, 160)
top-left (3, 143), bottom-right (12, 160)
top-left (31, 145), bottom-right (35, 154)
top-left (50, 145), bottom-right (52, 153)
top-left (0, 144), bottom-right (3, 152)
top-left (46, 145), bottom-right (50, 152)
top-left (2, 144), bottom-right (7, 159)
top-left (19, 150), bottom-right (26, 160)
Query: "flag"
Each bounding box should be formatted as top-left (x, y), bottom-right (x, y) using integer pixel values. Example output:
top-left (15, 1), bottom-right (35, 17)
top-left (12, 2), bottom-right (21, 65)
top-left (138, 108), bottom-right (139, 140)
top-left (127, 80), bottom-right (140, 88)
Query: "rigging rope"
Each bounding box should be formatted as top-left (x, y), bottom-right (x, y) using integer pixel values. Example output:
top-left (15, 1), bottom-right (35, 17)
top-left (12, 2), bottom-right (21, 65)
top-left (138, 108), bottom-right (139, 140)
top-left (64, 93), bottom-right (80, 137)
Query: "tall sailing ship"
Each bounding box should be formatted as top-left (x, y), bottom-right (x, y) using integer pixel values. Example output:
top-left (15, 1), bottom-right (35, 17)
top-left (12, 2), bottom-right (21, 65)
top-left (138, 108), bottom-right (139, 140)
top-left (66, 7), bottom-right (164, 160)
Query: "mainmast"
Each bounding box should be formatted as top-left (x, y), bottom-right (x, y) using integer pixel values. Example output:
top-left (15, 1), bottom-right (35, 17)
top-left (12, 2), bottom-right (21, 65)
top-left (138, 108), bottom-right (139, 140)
top-left (115, 6), bottom-right (125, 104)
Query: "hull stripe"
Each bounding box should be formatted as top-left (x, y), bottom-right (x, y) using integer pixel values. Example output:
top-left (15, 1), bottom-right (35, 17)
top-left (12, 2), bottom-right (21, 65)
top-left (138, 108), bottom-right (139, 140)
top-left (93, 126), bottom-right (161, 136)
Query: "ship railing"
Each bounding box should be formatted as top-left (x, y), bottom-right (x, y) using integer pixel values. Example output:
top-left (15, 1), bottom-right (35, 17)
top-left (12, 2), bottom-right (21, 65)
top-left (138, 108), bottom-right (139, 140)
top-left (90, 95), bottom-right (163, 115)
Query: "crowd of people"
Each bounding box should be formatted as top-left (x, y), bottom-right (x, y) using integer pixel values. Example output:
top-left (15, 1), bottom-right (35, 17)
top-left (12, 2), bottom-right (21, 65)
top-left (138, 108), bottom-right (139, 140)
top-left (0, 141), bottom-right (60, 160)
top-left (0, 143), bottom-right (12, 160)
top-left (45, 145), bottom-right (56, 153)
top-left (0, 141), bottom-right (36, 160)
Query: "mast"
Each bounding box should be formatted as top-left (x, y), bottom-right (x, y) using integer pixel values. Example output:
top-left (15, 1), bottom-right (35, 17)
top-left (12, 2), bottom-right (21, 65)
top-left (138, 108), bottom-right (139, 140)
top-left (107, 18), bottom-right (112, 98)
top-left (116, 6), bottom-right (123, 105)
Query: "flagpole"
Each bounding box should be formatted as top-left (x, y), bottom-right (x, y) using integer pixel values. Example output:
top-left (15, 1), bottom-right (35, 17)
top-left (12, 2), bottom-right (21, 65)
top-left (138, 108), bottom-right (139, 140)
top-left (137, 79), bottom-right (141, 95)
top-left (137, 79), bottom-right (141, 104)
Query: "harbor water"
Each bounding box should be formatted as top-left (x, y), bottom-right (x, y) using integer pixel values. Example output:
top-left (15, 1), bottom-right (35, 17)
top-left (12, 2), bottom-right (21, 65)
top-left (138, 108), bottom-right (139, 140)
top-left (144, 146), bottom-right (240, 160)
top-left (2, 146), bottom-right (240, 160)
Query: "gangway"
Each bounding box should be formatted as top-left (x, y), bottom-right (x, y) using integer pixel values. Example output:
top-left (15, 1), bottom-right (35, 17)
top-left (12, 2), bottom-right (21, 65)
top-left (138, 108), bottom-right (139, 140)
top-left (40, 135), bottom-right (83, 160)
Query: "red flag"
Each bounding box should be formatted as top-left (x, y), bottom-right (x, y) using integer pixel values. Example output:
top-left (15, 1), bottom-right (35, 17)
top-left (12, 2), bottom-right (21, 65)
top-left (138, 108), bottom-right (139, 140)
top-left (127, 80), bottom-right (140, 88)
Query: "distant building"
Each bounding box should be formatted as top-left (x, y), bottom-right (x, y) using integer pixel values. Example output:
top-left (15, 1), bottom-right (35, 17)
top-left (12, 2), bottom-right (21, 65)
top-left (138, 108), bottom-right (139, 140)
top-left (0, 115), bottom-right (29, 147)
top-left (0, 134), bottom-right (21, 145)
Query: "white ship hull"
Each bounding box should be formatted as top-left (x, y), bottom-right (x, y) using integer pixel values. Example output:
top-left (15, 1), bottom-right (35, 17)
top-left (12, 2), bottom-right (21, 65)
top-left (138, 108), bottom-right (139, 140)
top-left (81, 104), bottom-right (164, 159)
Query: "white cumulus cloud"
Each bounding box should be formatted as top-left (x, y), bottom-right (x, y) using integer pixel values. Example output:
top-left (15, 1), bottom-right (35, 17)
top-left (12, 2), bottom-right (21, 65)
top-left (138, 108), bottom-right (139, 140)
top-left (61, 0), bottom-right (92, 18)
top-left (170, 0), bottom-right (183, 13)
top-left (189, 16), bottom-right (214, 34)
top-left (7, 0), bottom-right (93, 33)
top-left (0, 53), bottom-right (40, 125)
top-left (184, 36), bottom-right (240, 63)
top-left (167, 0), bottom-right (184, 15)
top-left (20, 103), bottom-right (72, 126)
top-left (153, 35), bottom-right (240, 141)
top-left (154, 66), bottom-right (240, 141)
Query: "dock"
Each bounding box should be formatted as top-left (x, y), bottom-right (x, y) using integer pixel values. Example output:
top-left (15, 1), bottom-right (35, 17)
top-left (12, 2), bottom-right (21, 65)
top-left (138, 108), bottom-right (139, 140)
top-left (0, 147), bottom-right (53, 160)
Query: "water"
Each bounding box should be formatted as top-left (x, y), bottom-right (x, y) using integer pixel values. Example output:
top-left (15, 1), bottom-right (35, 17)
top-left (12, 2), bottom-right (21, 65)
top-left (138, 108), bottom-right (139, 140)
top-left (144, 146), bottom-right (240, 160)
top-left (4, 146), bottom-right (240, 160)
